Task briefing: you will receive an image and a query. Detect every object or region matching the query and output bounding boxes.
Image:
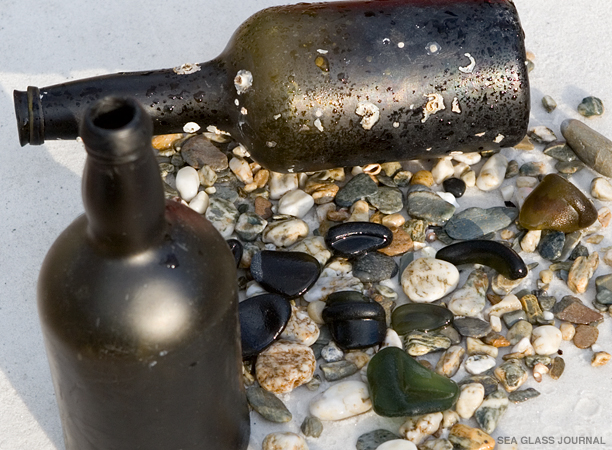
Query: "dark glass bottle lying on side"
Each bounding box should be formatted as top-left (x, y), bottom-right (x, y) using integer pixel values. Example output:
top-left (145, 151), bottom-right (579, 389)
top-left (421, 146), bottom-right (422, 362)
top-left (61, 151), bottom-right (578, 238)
top-left (14, 0), bottom-right (530, 173)
top-left (37, 97), bottom-right (250, 450)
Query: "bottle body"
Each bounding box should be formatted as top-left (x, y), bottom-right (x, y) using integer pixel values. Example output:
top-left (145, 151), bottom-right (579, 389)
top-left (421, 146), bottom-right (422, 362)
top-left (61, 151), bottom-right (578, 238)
top-left (15, 0), bottom-right (529, 172)
top-left (37, 97), bottom-right (249, 450)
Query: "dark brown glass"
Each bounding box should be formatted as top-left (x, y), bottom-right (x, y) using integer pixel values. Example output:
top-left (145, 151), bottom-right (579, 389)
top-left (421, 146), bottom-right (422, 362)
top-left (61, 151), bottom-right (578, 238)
top-left (37, 97), bottom-right (250, 450)
top-left (15, 0), bottom-right (530, 172)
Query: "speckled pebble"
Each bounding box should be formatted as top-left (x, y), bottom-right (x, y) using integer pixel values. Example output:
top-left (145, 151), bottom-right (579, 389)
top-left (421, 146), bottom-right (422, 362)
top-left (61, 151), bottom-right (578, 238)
top-left (262, 432), bottom-right (308, 450)
top-left (541, 95), bottom-right (557, 112)
top-left (262, 218), bottom-right (309, 247)
top-left (352, 252), bottom-right (398, 283)
top-left (494, 360), bottom-right (528, 392)
top-left (335, 173), bottom-right (378, 207)
top-left (448, 269), bottom-right (489, 317)
top-left (205, 197), bottom-right (240, 238)
top-left (278, 189), bottom-right (315, 218)
top-left (256, 341), bottom-right (316, 394)
top-left (464, 355), bottom-right (497, 375)
top-left (577, 96), bottom-right (604, 117)
top-left (309, 380), bottom-right (372, 421)
top-left (399, 412), bottom-right (443, 445)
top-left (401, 257), bottom-right (459, 302)
top-left (406, 190), bottom-right (456, 225)
top-left (436, 345), bottom-right (465, 378)
top-left (508, 387), bottom-right (540, 403)
top-left (474, 389), bottom-right (508, 433)
top-left (456, 383), bottom-right (485, 419)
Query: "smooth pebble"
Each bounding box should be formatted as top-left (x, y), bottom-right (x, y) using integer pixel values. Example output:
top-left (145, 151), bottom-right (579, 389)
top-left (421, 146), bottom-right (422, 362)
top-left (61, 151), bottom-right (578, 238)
top-left (175, 166), bottom-right (200, 201)
top-left (309, 380), bottom-right (372, 421)
top-left (401, 257), bottom-right (459, 302)
top-left (531, 325), bottom-right (562, 355)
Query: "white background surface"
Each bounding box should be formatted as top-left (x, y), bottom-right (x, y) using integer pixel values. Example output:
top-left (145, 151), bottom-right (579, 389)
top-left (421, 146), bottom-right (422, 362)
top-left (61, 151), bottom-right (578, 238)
top-left (2, 1), bottom-right (612, 449)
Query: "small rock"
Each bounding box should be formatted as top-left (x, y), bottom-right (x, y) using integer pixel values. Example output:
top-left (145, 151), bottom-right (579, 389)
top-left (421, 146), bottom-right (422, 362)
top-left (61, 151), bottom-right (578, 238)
top-left (476, 154), bottom-right (507, 191)
top-left (401, 257), bottom-right (459, 302)
top-left (378, 227), bottom-right (414, 257)
top-left (309, 380), bottom-right (372, 420)
top-left (352, 252), bottom-right (398, 283)
top-left (550, 356), bottom-right (565, 380)
top-left (560, 322), bottom-right (576, 341)
top-left (205, 197), bottom-right (240, 238)
top-left (411, 170), bottom-right (435, 187)
top-left (335, 173), bottom-right (378, 207)
top-left (391, 303), bottom-right (453, 335)
top-left (508, 387), bottom-right (540, 403)
top-left (320, 341), bottom-right (344, 362)
top-left (527, 126), bottom-right (557, 144)
top-left (367, 186), bottom-right (404, 214)
top-left (262, 432), bottom-right (308, 450)
top-left (234, 212), bottom-right (267, 241)
top-left (246, 386), bottom-right (292, 423)
top-left (567, 253), bottom-right (599, 294)
top-left (543, 140), bottom-right (577, 162)
top-left (556, 160), bottom-right (585, 174)
top-left (531, 325), bottom-right (562, 355)
top-left (175, 166), bottom-right (201, 201)
top-left (280, 306), bottom-right (320, 346)
top-left (456, 383), bottom-right (485, 419)
top-left (254, 196), bottom-right (273, 219)
top-left (405, 330), bottom-right (452, 356)
top-left (504, 160), bottom-right (519, 178)
top-left (448, 424), bottom-right (495, 450)
top-left (453, 317), bottom-right (492, 338)
top-left (443, 177), bottom-right (466, 198)
top-left (262, 218), bottom-right (309, 247)
top-left (482, 331), bottom-right (510, 348)
top-left (444, 207), bottom-right (517, 240)
top-left (300, 416), bottom-right (323, 438)
top-left (188, 190), bottom-right (209, 214)
top-left (577, 96), bottom-right (604, 117)
top-left (541, 95), bottom-right (557, 112)
top-left (376, 440), bottom-right (418, 450)
top-left (406, 190), bottom-right (456, 225)
top-left (180, 135), bottom-right (228, 171)
top-left (487, 294), bottom-right (523, 318)
top-left (494, 360), bottom-right (528, 392)
top-left (573, 324), bottom-right (599, 349)
top-left (464, 355), bottom-right (497, 375)
top-left (432, 158), bottom-right (455, 185)
top-left (519, 294), bottom-right (544, 324)
top-left (399, 412), bottom-right (443, 445)
top-left (239, 294), bottom-right (292, 358)
top-left (520, 230), bottom-right (541, 253)
top-left (229, 156), bottom-right (253, 184)
top-left (419, 438), bottom-right (453, 450)
top-left (592, 351), bottom-right (611, 367)
top-left (320, 360), bottom-right (359, 381)
top-left (268, 172), bottom-right (299, 200)
top-left (519, 161), bottom-right (546, 176)
top-left (250, 250), bottom-right (320, 298)
top-left (561, 119), bottom-right (612, 178)
top-left (466, 337), bottom-right (498, 358)
top-left (553, 295), bottom-right (604, 324)
top-left (278, 189), bottom-right (315, 218)
top-left (325, 222), bottom-right (393, 258)
top-left (356, 429), bottom-right (401, 450)
top-left (448, 269), bottom-right (489, 317)
top-left (537, 230), bottom-right (565, 261)
top-left (436, 345), bottom-right (465, 378)
top-left (256, 341), bottom-right (316, 394)
top-left (474, 389), bottom-right (508, 433)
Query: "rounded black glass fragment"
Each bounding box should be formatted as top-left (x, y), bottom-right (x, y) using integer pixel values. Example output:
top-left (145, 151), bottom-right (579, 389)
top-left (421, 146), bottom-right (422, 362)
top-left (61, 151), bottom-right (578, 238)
top-left (250, 250), bottom-right (320, 298)
top-left (325, 222), bottom-right (393, 258)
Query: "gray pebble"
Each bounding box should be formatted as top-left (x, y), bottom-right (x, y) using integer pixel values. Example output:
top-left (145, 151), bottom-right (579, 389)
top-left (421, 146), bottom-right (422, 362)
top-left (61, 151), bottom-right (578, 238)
top-left (367, 186), bottom-right (404, 214)
top-left (505, 315), bottom-right (531, 337)
top-left (453, 317), bottom-right (492, 338)
top-left (335, 173), bottom-right (378, 208)
top-left (352, 252), bottom-right (398, 283)
top-left (320, 360), bottom-right (359, 381)
top-left (320, 341), bottom-right (344, 362)
top-left (555, 160), bottom-right (585, 174)
top-left (474, 389), bottom-right (508, 434)
top-left (406, 190), bottom-right (456, 225)
top-left (505, 160), bottom-right (519, 178)
top-left (444, 206), bottom-right (517, 240)
top-left (235, 212), bottom-right (267, 241)
top-left (519, 162), bottom-right (545, 177)
top-left (180, 135), bottom-right (229, 171)
top-left (577, 96), bottom-right (604, 117)
top-left (301, 416), bottom-right (323, 438)
top-left (356, 429), bottom-right (401, 450)
top-left (458, 375), bottom-right (499, 397)
top-left (537, 230), bottom-right (565, 261)
top-left (246, 386), bottom-right (292, 423)
top-left (542, 95), bottom-right (557, 113)
top-left (508, 387), bottom-right (540, 403)
top-left (543, 141), bottom-right (577, 162)
top-left (561, 119), bottom-right (612, 177)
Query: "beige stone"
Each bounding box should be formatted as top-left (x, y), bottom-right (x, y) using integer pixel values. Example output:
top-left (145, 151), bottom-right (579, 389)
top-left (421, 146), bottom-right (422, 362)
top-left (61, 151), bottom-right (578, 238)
top-left (448, 424), bottom-right (495, 450)
top-left (256, 341), bottom-right (316, 394)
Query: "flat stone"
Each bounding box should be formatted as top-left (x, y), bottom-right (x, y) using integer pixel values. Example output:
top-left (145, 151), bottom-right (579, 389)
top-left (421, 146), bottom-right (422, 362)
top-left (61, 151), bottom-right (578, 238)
top-left (335, 173), bottom-right (378, 207)
top-left (550, 356), bottom-right (565, 380)
top-left (542, 95), bottom-right (557, 113)
top-left (391, 303), bottom-right (453, 335)
top-left (246, 386), bottom-right (292, 423)
top-left (553, 295), bottom-right (604, 324)
top-left (573, 324), bottom-right (599, 348)
top-left (352, 252), bottom-right (398, 283)
top-left (250, 250), bottom-right (320, 298)
top-left (262, 217), bottom-right (309, 248)
top-left (406, 190), bottom-right (456, 225)
top-left (405, 330), bottom-right (452, 356)
top-left (502, 310), bottom-right (527, 328)
top-left (356, 429), bottom-right (401, 450)
top-left (367, 347), bottom-right (459, 417)
top-left (474, 390), bottom-right (508, 434)
top-left (239, 294), bottom-right (292, 358)
top-left (505, 159), bottom-right (519, 178)
top-left (519, 173), bottom-right (598, 233)
top-left (562, 119), bottom-right (612, 178)
top-left (367, 186), bottom-right (404, 214)
top-left (519, 161), bottom-right (546, 177)
top-left (454, 317), bottom-right (492, 338)
top-left (300, 416), bottom-right (323, 438)
top-left (309, 380), bottom-right (372, 420)
top-left (543, 140), bottom-right (577, 161)
top-left (325, 222), bottom-right (393, 258)
top-left (234, 212), bottom-right (267, 241)
top-left (556, 160), bottom-right (585, 174)
top-left (444, 207), bottom-right (518, 240)
top-left (508, 387), bottom-right (540, 403)
top-left (320, 360), bottom-right (360, 381)
top-left (180, 135), bottom-right (228, 171)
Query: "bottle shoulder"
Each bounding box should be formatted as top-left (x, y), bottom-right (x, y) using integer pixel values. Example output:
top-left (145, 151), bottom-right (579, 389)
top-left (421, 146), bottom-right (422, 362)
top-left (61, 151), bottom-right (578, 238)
top-left (37, 201), bottom-right (238, 356)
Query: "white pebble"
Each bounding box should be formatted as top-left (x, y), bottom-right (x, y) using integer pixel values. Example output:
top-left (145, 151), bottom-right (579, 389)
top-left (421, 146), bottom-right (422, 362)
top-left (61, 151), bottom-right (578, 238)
top-left (520, 230), bottom-right (542, 253)
top-left (307, 300), bottom-right (326, 325)
top-left (175, 166), bottom-right (200, 201)
top-left (452, 152), bottom-right (482, 165)
top-left (290, 236), bottom-right (331, 266)
top-left (262, 432), bottom-right (308, 450)
top-left (187, 190), bottom-right (209, 214)
top-left (269, 172), bottom-right (299, 199)
top-left (500, 184), bottom-right (514, 202)
top-left (511, 337), bottom-right (535, 356)
top-left (229, 156), bottom-right (254, 184)
top-left (531, 325), bottom-right (562, 355)
top-left (348, 200), bottom-right (371, 222)
top-left (542, 311), bottom-right (555, 321)
top-left (321, 341), bottom-right (344, 362)
top-left (381, 328), bottom-right (403, 350)
top-left (453, 161), bottom-right (470, 178)
top-left (476, 153), bottom-right (507, 191)
top-left (447, 269), bottom-right (488, 317)
top-left (278, 189), bottom-right (315, 218)
top-left (376, 440), bottom-right (417, 450)
top-left (460, 168), bottom-right (476, 187)
top-left (432, 157), bottom-right (455, 184)
top-left (456, 383), bottom-right (485, 419)
top-left (309, 380), bottom-right (372, 421)
top-left (513, 186), bottom-right (533, 209)
top-left (591, 177), bottom-right (612, 201)
top-left (490, 315), bottom-right (502, 332)
top-left (245, 281), bottom-right (268, 297)
top-left (399, 412), bottom-right (443, 445)
top-left (303, 274), bottom-right (363, 303)
top-left (262, 219), bottom-right (309, 247)
top-left (401, 258), bottom-right (459, 302)
top-left (464, 355), bottom-right (497, 375)
top-left (560, 322), bottom-right (576, 341)
top-left (486, 294), bottom-right (522, 318)
top-left (515, 176), bottom-right (538, 188)
top-left (437, 191), bottom-right (459, 207)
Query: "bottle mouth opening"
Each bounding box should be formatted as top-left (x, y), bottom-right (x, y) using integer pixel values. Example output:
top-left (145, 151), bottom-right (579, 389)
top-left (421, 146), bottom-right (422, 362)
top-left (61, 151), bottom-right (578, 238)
top-left (90, 98), bottom-right (138, 131)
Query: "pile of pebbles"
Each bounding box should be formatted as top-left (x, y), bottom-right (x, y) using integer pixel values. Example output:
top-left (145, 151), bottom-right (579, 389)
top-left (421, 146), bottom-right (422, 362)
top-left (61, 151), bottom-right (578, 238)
top-left (152, 88), bottom-right (610, 450)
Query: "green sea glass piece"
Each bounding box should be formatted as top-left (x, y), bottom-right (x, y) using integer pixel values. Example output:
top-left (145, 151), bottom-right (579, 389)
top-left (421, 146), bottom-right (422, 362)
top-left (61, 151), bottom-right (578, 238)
top-left (367, 347), bottom-right (459, 417)
top-left (391, 303), bottom-right (453, 335)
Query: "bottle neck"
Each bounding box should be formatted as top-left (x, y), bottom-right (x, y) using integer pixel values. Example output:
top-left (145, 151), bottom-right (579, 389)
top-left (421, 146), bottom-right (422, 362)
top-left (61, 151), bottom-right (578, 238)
top-left (81, 97), bottom-right (166, 255)
top-left (15, 58), bottom-right (234, 146)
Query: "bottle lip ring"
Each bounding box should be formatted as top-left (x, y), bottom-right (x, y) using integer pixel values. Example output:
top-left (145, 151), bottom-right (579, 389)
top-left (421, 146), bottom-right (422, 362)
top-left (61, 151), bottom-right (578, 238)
top-left (80, 96), bottom-right (153, 164)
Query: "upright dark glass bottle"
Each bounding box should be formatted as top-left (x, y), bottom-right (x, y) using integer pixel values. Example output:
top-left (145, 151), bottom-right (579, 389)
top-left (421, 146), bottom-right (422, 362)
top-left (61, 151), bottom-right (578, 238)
top-left (14, 0), bottom-right (529, 172)
top-left (37, 97), bottom-right (250, 450)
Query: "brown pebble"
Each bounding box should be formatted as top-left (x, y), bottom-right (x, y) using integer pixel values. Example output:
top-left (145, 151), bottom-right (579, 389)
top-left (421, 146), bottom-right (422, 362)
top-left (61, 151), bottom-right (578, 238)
top-left (378, 227), bottom-right (414, 257)
top-left (573, 324), bottom-right (599, 349)
top-left (254, 196), bottom-right (273, 220)
top-left (369, 211), bottom-right (384, 224)
top-left (554, 296), bottom-right (603, 324)
top-left (487, 293), bottom-right (503, 305)
top-left (410, 170), bottom-right (434, 187)
top-left (592, 351), bottom-right (611, 367)
top-left (180, 135), bottom-right (229, 171)
top-left (448, 424), bottom-right (495, 450)
top-left (549, 356), bottom-right (565, 380)
top-left (514, 136), bottom-right (535, 150)
top-left (311, 184), bottom-right (339, 204)
top-left (327, 208), bottom-right (351, 222)
top-left (520, 294), bottom-right (544, 324)
top-left (482, 331), bottom-right (511, 348)
top-left (418, 359), bottom-right (434, 371)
